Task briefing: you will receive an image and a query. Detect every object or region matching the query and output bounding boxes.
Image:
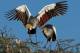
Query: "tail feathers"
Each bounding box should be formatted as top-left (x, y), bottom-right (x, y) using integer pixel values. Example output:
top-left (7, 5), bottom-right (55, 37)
top-left (52, 33), bottom-right (56, 41)
top-left (48, 37), bottom-right (51, 41)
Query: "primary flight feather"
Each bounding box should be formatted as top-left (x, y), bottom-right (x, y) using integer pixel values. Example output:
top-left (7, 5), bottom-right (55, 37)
top-left (37, 1), bottom-right (68, 27)
top-left (6, 5), bottom-right (31, 26)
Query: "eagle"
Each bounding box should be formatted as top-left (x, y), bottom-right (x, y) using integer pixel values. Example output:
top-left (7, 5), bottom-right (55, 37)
top-left (5, 1), bottom-right (68, 42)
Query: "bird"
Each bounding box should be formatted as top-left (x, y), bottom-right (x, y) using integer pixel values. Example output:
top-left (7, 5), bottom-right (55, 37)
top-left (5, 1), bottom-right (68, 43)
top-left (42, 24), bottom-right (56, 48)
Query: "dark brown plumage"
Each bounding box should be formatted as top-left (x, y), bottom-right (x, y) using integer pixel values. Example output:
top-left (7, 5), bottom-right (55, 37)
top-left (5, 5), bottom-right (31, 26)
top-left (37, 1), bottom-right (68, 27)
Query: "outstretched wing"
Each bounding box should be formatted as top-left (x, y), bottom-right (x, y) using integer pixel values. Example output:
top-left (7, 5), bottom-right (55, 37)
top-left (37, 1), bottom-right (68, 27)
top-left (5, 5), bottom-right (31, 26)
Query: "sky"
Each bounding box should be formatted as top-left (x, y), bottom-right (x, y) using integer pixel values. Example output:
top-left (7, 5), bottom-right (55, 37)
top-left (0, 0), bottom-right (80, 49)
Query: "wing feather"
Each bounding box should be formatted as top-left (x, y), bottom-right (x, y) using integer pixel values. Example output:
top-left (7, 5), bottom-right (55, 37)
top-left (37, 1), bottom-right (68, 27)
top-left (5, 5), bottom-right (31, 26)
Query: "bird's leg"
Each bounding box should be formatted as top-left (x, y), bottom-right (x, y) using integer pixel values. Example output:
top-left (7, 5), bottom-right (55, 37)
top-left (35, 34), bottom-right (37, 44)
top-left (29, 34), bottom-right (32, 43)
top-left (35, 34), bottom-right (39, 53)
top-left (49, 41), bottom-right (52, 53)
top-left (46, 37), bottom-right (51, 49)
top-left (43, 40), bottom-right (49, 49)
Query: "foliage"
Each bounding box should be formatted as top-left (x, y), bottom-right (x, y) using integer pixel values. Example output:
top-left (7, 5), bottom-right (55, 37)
top-left (0, 27), bottom-right (80, 53)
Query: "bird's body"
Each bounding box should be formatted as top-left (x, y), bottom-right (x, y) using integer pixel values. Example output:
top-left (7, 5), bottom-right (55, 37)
top-left (26, 16), bottom-right (38, 34)
top-left (42, 24), bottom-right (56, 41)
